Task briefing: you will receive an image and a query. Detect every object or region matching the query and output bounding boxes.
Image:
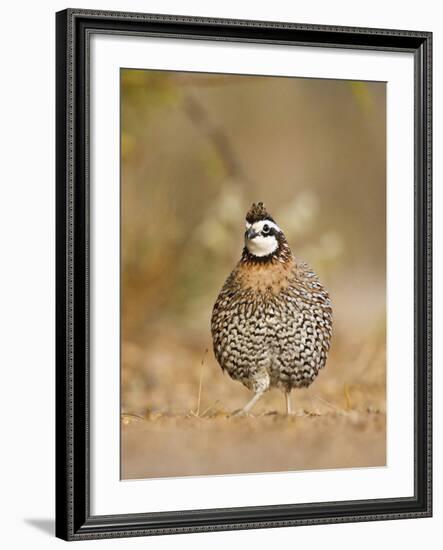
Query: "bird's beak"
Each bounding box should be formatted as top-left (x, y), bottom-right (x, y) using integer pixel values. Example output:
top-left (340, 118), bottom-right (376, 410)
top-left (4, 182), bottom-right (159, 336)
top-left (246, 228), bottom-right (258, 240)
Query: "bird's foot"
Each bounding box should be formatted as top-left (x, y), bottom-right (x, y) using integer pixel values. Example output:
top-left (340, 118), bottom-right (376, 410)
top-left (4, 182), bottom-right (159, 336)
top-left (231, 391), bottom-right (264, 417)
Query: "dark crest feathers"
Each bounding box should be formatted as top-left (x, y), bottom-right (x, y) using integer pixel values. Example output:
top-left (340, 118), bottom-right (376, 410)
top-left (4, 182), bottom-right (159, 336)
top-left (246, 202), bottom-right (275, 224)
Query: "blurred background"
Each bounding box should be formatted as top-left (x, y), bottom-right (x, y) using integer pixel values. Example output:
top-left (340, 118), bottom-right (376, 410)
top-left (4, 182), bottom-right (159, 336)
top-left (120, 69), bottom-right (386, 479)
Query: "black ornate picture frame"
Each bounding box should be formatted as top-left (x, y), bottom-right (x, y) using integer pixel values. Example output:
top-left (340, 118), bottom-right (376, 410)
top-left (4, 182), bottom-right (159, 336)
top-left (55, 8), bottom-right (432, 541)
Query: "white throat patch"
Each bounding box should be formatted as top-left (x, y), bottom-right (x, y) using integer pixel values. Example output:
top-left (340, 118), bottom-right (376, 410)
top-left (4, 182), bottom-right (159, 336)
top-left (245, 219), bottom-right (281, 257)
top-left (246, 235), bottom-right (278, 257)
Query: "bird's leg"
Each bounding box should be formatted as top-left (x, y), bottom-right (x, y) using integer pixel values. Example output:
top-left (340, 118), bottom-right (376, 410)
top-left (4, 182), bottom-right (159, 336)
top-left (285, 392), bottom-right (292, 415)
top-left (233, 392), bottom-right (264, 416)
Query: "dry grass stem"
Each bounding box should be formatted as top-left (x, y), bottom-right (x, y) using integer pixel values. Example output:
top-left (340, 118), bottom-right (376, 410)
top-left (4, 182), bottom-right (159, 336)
top-left (196, 349), bottom-right (208, 416)
top-left (313, 394), bottom-right (344, 413)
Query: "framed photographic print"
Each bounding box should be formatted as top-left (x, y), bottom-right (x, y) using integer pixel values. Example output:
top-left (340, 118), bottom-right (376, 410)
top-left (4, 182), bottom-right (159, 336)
top-left (55, 8), bottom-right (432, 541)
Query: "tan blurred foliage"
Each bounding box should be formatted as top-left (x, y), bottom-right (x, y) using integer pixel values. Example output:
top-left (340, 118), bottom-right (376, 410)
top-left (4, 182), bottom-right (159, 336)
top-left (120, 69), bottom-right (386, 478)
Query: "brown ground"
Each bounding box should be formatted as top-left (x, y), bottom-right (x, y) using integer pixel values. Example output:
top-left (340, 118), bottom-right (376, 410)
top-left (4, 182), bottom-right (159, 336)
top-left (122, 410), bottom-right (386, 479)
top-left (121, 315), bottom-right (386, 480)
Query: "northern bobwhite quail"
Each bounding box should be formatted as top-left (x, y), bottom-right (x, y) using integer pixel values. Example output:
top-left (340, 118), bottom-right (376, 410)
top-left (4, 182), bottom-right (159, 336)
top-left (211, 202), bottom-right (333, 415)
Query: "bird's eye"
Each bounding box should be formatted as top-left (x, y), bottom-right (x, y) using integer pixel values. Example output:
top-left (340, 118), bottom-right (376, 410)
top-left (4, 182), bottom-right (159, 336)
top-left (262, 224), bottom-right (270, 234)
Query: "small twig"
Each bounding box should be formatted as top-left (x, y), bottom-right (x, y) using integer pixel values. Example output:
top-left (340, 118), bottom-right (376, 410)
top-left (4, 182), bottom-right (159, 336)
top-left (121, 412), bottom-right (145, 425)
top-left (200, 400), bottom-right (224, 418)
top-left (121, 412), bottom-right (144, 420)
top-left (344, 384), bottom-right (353, 410)
top-left (313, 394), bottom-right (343, 413)
top-left (195, 349), bottom-right (208, 417)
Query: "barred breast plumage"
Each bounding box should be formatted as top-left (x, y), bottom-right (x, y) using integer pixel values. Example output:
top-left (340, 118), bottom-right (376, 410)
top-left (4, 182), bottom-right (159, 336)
top-left (211, 202), bottom-right (333, 415)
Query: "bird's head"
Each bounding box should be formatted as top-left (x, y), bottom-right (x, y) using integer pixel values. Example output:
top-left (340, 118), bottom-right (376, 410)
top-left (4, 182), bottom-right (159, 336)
top-left (243, 202), bottom-right (291, 262)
